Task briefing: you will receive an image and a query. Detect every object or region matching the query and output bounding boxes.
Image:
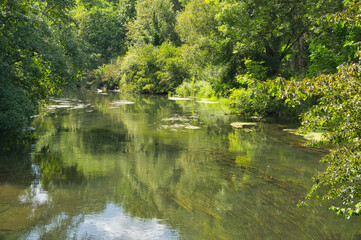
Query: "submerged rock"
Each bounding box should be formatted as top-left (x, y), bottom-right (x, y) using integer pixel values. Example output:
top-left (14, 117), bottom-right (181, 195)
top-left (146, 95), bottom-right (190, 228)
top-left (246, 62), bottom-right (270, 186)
top-left (196, 100), bottom-right (219, 104)
top-left (283, 129), bottom-right (324, 142)
top-left (184, 124), bottom-right (200, 130)
top-left (110, 100), bottom-right (135, 106)
top-left (168, 97), bottom-right (192, 101)
top-left (230, 122), bottom-right (258, 128)
top-left (160, 123), bottom-right (200, 131)
top-left (47, 104), bottom-right (72, 109)
top-left (70, 104), bottom-right (92, 110)
top-left (161, 115), bottom-right (190, 122)
top-left (161, 124), bottom-right (186, 129)
top-left (45, 98), bottom-right (93, 111)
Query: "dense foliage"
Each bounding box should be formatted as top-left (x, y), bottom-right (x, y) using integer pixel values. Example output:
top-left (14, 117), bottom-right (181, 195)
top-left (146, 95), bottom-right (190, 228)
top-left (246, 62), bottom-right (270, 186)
top-left (73, 0), bottom-right (135, 63)
top-left (277, 59), bottom-right (361, 218)
top-left (118, 43), bottom-right (189, 93)
top-left (88, 0), bottom-right (353, 95)
top-left (0, 0), bottom-right (85, 137)
top-left (275, 1), bottom-right (361, 217)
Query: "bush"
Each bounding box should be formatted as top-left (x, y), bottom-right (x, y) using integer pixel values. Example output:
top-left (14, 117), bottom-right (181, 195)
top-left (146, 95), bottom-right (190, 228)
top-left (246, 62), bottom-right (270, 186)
top-left (282, 62), bottom-right (361, 218)
top-left (118, 43), bottom-right (189, 93)
top-left (85, 58), bottom-right (122, 90)
top-left (0, 84), bottom-right (36, 138)
top-left (228, 76), bottom-right (303, 117)
top-left (118, 44), bottom-right (159, 93)
top-left (175, 80), bottom-right (215, 99)
top-left (228, 87), bottom-right (266, 115)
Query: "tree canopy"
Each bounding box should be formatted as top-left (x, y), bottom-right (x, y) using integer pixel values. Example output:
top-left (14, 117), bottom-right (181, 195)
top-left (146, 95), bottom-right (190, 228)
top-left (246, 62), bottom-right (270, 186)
top-left (277, 1), bottom-right (361, 217)
top-left (0, 0), bottom-right (84, 137)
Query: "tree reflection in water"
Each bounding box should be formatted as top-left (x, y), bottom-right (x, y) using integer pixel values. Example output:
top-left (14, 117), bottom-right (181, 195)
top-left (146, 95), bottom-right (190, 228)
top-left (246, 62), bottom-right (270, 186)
top-left (2, 92), bottom-right (361, 240)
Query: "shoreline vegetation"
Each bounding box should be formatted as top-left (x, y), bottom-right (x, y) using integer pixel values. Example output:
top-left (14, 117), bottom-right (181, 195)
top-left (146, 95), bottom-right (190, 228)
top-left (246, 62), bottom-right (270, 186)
top-left (1, 0), bottom-right (361, 217)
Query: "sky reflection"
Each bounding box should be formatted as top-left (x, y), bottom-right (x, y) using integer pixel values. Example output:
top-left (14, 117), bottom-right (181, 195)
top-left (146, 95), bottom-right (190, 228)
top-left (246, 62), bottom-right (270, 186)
top-left (21, 203), bottom-right (178, 240)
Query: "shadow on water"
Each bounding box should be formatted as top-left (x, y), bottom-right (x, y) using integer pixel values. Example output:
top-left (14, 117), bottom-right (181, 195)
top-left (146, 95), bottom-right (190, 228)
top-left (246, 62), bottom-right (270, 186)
top-left (33, 146), bottom-right (85, 188)
top-left (80, 128), bottom-right (131, 154)
top-left (0, 142), bottom-right (35, 186)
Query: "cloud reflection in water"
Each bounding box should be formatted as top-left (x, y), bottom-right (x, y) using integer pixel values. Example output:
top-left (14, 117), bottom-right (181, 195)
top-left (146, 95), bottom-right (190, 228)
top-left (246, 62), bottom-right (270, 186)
top-left (71, 204), bottom-right (178, 240)
top-left (22, 203), bottom-right (178, 240)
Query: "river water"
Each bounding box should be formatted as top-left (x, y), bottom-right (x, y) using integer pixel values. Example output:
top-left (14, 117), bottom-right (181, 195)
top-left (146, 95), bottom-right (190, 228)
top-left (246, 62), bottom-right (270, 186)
top-left (1, 91), bottom-right (361, 240)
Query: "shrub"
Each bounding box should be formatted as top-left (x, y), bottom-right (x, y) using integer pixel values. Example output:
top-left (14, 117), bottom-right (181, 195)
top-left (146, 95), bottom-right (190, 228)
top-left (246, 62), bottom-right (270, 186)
top-left (118, 43), bottom-right (189, 93)
top-left (228, 87), bottom-right (266, 115)
top-left (228, 76), bottom-right (304, 117)
top-left (175, 80), bottom-right (215, 99)
top-left (0, 84), bottom-right (36, 138)
top-left (118, 44), bottom-right (159, 93)
top-left (86, 59), bottom-right (122, 90)
top-left (282, 62), bottom-right (361, 218)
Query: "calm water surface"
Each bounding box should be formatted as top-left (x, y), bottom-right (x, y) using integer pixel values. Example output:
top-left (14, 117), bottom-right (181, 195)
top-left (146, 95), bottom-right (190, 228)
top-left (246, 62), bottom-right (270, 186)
top-left (1, 91), bottom-right (361, 240)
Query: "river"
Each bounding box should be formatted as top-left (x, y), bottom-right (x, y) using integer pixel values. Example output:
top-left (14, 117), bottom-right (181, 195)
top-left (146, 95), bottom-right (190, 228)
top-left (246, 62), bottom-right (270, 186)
top-left (1, 91), bottom-right (361, 239)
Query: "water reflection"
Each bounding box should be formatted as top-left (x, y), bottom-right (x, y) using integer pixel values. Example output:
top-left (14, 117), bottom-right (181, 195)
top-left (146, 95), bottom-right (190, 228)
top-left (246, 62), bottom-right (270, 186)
top-left (0, 143), bottom-right (35, 186)
top-left (80, 128), bottom-right (131, 153)
top-left (32, 146), bottom-right (85, 187)
top-left (19, 181), bottom-right (50, 206)
top-left (2, 91), bottom-right (361, 239)
top-left (20, 204), bottom-right (178, 240)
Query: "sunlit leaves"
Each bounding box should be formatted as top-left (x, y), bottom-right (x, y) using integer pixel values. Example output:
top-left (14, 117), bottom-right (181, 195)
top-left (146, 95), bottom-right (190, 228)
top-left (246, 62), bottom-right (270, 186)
top-left (0, 0), bottom-right (84, 136)
top-left (208, 0), bottom-right (325, 77)
top-left (270, 2), bottom-right (361, 216)
top-left (127, 0), bottom-right (180, 47)
top-left (306, 143), bottom-right (361, 218)
top-left (279, 57), bottom-right (361, 217)
top-left (176, 0), bottom-right (218, 45)
top-left (118, 43), bottom-right (189, 93)
top-left (72, 0), bottom-right (134, 61)
top-left (281, 62), bottom-right (361, 144)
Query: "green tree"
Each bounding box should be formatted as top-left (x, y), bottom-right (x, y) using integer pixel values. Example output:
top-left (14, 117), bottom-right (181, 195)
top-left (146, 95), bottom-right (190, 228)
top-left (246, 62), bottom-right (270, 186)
top-left (308, 3), bottom-right (361, 76)
top-left (73, 0), bottom-right (135, 64)
top-left (209, 0), bottom-right (343, 77)
top-left (175, 0), bottom-right (232, 95)
top-left (279, 0), bottom-right (361, 218)
top-left (118, 43), bottom-right (188, 93)
top-left (126, 0), bottom-right (180, 47)
top-left (176, 0), bottom-right (220, 73)
top-left (0, 0), bottom-right (84, 137)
